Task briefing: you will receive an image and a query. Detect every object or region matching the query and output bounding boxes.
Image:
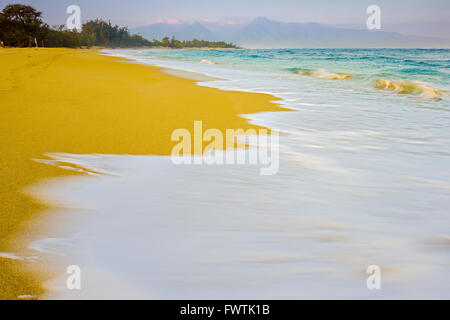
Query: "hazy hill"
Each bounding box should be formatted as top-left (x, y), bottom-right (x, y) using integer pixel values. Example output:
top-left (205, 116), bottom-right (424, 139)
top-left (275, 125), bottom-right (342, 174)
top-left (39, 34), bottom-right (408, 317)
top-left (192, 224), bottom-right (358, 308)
top-left (132, 17), bottom-right (450, 48)
top-left (133, 21), bottom-right (214, 41)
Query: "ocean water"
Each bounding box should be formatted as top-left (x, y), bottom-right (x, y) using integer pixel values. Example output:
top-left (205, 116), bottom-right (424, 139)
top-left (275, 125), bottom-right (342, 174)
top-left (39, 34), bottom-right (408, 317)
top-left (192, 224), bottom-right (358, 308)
top-left (29, 49), bottom-right (450, 299)
top-left (117, 48), bottom-right (450, 99)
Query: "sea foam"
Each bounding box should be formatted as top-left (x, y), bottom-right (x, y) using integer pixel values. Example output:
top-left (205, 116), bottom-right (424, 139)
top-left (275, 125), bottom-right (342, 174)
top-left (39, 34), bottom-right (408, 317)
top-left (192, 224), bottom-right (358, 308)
top-left (200, 59), bottom-right (217, 65)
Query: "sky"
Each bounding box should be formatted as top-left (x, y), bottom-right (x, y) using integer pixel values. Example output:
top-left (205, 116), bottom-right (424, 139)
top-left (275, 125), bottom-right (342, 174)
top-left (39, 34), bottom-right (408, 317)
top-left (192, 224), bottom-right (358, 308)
top-left (1, 0), bottom-right (449, 38)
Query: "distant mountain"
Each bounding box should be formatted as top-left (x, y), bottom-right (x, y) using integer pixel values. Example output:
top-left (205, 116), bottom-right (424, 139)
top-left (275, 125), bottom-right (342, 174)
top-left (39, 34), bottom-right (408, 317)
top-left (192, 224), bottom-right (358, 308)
top-left (133, 23), bottom-right (182, 41)
top-left (133, 21), bottom-right (215, 41)
top-left (132, 17), bottom-right (450, 48)
top-left (176, 21), bottom-right (214, 41)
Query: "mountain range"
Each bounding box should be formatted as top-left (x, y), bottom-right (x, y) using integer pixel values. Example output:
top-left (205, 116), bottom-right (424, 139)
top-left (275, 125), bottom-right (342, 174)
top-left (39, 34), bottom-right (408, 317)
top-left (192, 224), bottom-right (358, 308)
top-left (132, 17), bottom-right (449, 48)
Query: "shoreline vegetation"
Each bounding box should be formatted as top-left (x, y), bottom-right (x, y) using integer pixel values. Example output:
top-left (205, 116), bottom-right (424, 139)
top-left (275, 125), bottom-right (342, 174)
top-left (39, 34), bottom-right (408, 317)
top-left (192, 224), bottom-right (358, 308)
top-left (0, 4), bottom-right (239, 49)
top-left (0, 47), bottom-right (283, 299)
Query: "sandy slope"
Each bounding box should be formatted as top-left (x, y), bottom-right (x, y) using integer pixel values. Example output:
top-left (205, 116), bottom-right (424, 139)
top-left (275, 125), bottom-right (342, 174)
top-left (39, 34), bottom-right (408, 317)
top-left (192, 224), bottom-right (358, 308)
top-left (0, 48), bottom-right (283, 299)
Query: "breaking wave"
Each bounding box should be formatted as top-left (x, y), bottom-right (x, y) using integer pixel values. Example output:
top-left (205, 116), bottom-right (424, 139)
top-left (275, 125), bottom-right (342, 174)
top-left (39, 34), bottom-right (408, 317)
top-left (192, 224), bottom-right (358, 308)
top-left (200, 59), bottom-right (217, 65)
top-left (293, 69), bottom-right (353, 80)
top-left (374, 79), bottom-right (444, 100)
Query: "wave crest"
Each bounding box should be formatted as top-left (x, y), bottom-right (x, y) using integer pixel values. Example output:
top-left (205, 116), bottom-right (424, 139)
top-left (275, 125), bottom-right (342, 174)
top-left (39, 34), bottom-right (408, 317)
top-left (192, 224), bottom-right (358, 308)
top-left (294, 69), bottom-right (353, 80)
top-left (200, 59), bottom-right (217, 65)
top-left (374, 79), bottom-right (443, 100)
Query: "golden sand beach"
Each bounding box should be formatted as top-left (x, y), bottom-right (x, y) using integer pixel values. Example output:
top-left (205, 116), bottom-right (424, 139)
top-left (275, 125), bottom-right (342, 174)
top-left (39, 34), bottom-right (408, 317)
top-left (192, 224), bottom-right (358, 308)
top-left (0, 48), bottom-right (284, 299)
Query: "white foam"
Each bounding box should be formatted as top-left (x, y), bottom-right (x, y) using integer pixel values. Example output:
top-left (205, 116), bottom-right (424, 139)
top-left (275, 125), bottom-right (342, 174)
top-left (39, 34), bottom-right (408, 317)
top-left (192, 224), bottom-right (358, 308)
top-left (17, 295), bottom-right (37, 299)
top-left (30, 150), bottom-right (450, 299)
top-left (0, 252), bottom-right (38, 261)
top-left (200, 59), bottom-right (216, 65)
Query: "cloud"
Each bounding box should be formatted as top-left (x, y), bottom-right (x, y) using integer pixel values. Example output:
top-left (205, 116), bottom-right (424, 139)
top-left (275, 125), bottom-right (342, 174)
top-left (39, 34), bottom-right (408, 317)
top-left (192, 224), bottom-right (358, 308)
top-left (151, 19), bottom-right (182, 25)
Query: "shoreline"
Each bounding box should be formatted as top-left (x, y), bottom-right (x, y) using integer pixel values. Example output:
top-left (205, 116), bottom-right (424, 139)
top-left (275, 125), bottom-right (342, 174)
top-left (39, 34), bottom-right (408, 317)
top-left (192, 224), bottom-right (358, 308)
top-left (159, 67), bottom-right (224, 82)
top-left (0, 48), bottom-right (285, 300)
top-left (2, 48), bottom-right (449, 299)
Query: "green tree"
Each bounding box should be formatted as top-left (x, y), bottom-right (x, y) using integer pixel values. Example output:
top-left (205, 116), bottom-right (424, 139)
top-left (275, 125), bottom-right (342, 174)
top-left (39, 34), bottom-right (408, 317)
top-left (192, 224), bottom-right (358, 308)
top-left (161, 36), bottom-right (170, 47)
top-left (1, 4), bottom-right (43, 47)
top-left (1, 3), bottom-right (237, 49)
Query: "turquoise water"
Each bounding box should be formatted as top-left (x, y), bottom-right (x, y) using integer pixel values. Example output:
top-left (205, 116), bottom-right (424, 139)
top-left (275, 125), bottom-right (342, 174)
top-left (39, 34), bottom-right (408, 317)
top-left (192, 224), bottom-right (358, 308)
top-left (137, 48), bottom-right (450, 91)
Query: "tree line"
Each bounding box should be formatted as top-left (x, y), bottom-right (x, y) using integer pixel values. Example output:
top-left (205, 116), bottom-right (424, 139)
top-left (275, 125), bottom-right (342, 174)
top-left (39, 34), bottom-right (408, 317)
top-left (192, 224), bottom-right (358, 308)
top-left (155, 36), bottom-right (238, 49)
top-left (0, 4), bottom-right (238, 49)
